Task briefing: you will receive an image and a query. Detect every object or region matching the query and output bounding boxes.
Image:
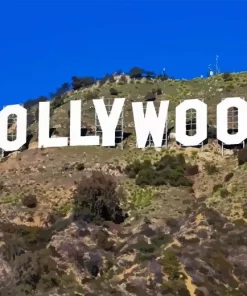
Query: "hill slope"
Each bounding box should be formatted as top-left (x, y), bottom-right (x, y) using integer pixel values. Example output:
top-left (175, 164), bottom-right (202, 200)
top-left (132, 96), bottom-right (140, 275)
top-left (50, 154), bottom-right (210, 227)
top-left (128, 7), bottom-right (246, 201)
top-left (1, 72), bottom-right (247, 296)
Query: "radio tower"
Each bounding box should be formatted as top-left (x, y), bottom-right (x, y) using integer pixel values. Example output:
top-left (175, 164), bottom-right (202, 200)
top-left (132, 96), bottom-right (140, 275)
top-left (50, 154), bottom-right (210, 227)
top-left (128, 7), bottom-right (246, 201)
top-left (215, 55), bottom-right (219, 75)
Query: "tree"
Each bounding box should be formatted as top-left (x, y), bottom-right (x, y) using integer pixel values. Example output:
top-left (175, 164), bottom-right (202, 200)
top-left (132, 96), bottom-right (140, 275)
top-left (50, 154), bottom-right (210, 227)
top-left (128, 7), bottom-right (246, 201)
top-left (49, 82), bottom-right (71, 98)
top-left (23, 96), bottom-right (48, 110)
top-left (73, 171), bottom-right (127, 224)
top-left (145, 70), bottom-right (155, 78)
top-left (71, 76), bottom-right (95, 90)
top-left (129, 67), bottom-right (145, 79)
top-left (99, 74), bottom-right (111, 86)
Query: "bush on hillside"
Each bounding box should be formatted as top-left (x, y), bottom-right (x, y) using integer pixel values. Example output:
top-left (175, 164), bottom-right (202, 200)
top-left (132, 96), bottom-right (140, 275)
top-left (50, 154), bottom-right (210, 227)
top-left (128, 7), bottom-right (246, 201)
top-left (185, 164), bottom-right (199, 176)
top-left (22, 194), bottom-right (37, 208)
top-left (238, 146), bottom-right (247, 165)
top-left (156, 88), bottom-right (162, 95)
top-left (118, 75), bottom-right (128, 84)
top-left (204, 161), bottom-right (218, 175)
top-left (71, 76), bottom-right (95, 90)
top-left (73, 171), bottom-right (127, 224)
top-left (222, 72), bottom-right (233, 82)
top-left (145, 91), bottom-right (156, 101)
top-left (124, 159), bottom-right (152, 178)
top-left (109, 88), bottom-right (119, 95)
top-left (125, 154), bottom-right (193, 187)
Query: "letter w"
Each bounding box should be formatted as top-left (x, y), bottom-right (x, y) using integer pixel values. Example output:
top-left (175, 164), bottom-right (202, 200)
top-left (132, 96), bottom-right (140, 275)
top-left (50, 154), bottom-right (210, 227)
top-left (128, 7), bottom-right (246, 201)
top-left (132, 101), bottom-right (169, 148)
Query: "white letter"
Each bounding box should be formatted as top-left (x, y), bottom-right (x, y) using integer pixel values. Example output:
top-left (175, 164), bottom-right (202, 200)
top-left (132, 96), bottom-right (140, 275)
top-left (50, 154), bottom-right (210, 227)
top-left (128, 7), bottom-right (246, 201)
top-left (70, 100), bottom-right (99, 146)
top-left (176, 99), bottom-right (207, 146)
top-left (132, 101), bottom-right (169, 148)
top-left (93, 98), bottom-right (125, 146)
top-left (217, 97), bottom-right (247, 145)
top-left (38, 102), bottom-right (68, 148)
top-left (0, 104), bottom-right (27, 151)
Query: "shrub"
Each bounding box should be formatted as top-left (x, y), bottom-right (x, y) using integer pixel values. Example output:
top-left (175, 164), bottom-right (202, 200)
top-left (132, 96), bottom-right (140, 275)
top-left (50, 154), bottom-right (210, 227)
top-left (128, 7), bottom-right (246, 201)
top-left (185, 164), bottom-right (199, 176)
top-left (51, 95), bottom-right (65, 109)
top-left (22, 194), bottom-right (37, 208)
top-left (126, 154), bottom-right (192, 187)
top-left (136, 167), bottom-right (156, 186)
top-left (225, 83), bottom-right (234, 92)
top-left (159, 249), bottom-right (180, 280)
top-left (204, 161), bottom-right (218, 175)
top-left (76, 163), bottom-right (85, 171)
top-left (131, 188), bottom-right (154, 208)
top-left (222, 72), bottom-right (233, 82)
top-left (144, 91), bottom-right (156, 101)
top-left (71, 76), bottom-right (95, 90)
top-left (157, 88), bottom-right (162, 95)
top-left (224, 172), bottom-right (234, 182)
top-left (83, 89), bottom-right (99, 101)
top-left (243, 206), bottom-right (247, 219)
top-left (124, 159), bottom-right (152, 178)
top-left (219, 188), bottom-right (229, 198)
top-left (118, 75), bottom-right (128, 84)
top-left (73, 171), bottom-right (126, 224)
top-left (213, 183), bottom-right (223, 192)
top-left (238, 146), bottom-right (247, 165)
top-left (132, 240), bottom-right (155, 253)
top-left (109, 88), bottom-right (119, 95)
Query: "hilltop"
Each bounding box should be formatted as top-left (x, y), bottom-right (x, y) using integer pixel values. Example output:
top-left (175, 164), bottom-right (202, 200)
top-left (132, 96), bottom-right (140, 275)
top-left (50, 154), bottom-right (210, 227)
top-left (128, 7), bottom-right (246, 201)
top-left (17, 70), bottom-right (247, 149)
top-left (1, 71), bottom-right (247, 296)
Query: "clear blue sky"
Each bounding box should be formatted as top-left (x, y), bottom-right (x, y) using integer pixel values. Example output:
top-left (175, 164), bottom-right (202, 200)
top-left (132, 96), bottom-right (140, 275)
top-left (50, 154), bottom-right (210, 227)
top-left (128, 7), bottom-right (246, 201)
top-left (1, 0), bottom-right (246, 108)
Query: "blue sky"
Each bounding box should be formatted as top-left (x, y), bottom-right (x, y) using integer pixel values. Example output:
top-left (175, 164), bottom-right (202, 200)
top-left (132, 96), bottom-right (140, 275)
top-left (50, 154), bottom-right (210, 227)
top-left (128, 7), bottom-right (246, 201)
top-left (0, 0), bottom-right (246, 107)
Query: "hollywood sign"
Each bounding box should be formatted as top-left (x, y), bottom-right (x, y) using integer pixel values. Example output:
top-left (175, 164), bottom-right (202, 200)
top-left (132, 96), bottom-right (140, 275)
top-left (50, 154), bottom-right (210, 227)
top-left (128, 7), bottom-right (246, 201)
top-left (0, 97), bottom-right (246, 152)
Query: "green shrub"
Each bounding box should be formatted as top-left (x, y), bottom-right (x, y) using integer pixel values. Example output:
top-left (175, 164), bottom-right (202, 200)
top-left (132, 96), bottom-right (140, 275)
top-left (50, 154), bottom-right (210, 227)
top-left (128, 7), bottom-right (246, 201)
top-left (157, 88), bottom-right (162, 95)
top-left (136, 167), bottom-right (156, 186)
top-left (124, 159), bottom-right (152, 178)
top-left (204, 161), bottom-right (218, 175)
top-left (129, 154), bottom-right (192, 187)
top-left (159, 249), bottom-right (181, 280)
top-left (243, 205), bottom-right (247, 219)
top-left (109, 88), bottom-right (119, 95)
top-left (131, 188), bottom-right (154, 207)
top-left (222, 72), bottom-right (233, 81)
top-left (213, 183), bottom-right (223, 192)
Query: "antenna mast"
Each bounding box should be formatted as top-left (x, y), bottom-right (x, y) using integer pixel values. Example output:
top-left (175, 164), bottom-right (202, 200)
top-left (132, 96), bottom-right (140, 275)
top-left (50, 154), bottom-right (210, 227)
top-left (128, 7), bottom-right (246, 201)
top-left (216, 55), bottom-right (219, 74)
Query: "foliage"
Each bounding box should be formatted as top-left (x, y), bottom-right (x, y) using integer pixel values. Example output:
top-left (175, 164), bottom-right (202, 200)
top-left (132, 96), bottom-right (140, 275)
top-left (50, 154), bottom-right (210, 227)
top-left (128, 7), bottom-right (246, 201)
top-left (24, 96), bottom-right (48, 110)
top-left (76, 163), bottom-right (85, 171)
top-left (71, 76), bottom-right (95, 90)
top-left (73, 171), bottom-right (126, 224)
top-left (125, 154), bottom-right (192, 187)
top-left (222, 72), bottom-right (233, 82)
top-left (144, 91), bottom-right (156, 101)
top-left (204, 161), bottom-right (218, 175)
top-left (22, 194), bottom-right (37, 208)
top-left (185, 164), bottom-right (199, 176)
top-left (131, 187), bottom-right (154, 207)
top-left (109, 87), bottom-right (119, 95)
top-left (159, 249), bottom-right (181, 280)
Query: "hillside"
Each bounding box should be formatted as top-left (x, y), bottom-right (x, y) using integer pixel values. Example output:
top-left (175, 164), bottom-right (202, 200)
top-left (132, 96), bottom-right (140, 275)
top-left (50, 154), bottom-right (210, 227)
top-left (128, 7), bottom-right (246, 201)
top-left (1, 72), bottom-right (247, 296)
top-left (23, 71), bottom-right (247, 148)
